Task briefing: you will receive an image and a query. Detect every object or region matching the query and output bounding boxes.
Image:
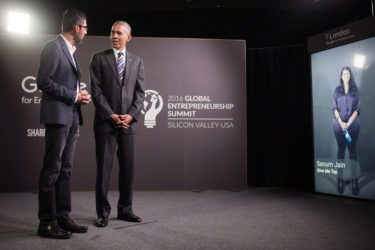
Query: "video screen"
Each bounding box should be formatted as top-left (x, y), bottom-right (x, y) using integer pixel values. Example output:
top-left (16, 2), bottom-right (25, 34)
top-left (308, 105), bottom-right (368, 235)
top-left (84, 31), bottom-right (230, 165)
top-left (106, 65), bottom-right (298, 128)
top-left (311, 36), bottom-right (375, 200)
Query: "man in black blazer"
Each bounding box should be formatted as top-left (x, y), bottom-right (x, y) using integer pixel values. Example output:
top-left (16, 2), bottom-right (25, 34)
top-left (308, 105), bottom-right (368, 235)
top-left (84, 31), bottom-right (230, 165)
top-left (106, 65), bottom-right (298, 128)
top-left (37, 9), bottom-right (91, 239)
top-left (90, 21), bottom-right (145, 227)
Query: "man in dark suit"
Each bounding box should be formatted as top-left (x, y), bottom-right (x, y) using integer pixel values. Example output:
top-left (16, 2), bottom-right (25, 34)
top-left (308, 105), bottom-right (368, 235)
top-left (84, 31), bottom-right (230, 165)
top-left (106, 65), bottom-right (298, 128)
top-left (90, 21), bottom-right (145, 227)
top-left (37, 9), bottom-right (91, 239)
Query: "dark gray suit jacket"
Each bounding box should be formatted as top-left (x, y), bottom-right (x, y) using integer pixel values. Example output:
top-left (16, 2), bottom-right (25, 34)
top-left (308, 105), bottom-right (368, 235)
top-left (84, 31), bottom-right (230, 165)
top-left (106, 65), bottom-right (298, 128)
top-left (90, 49), bottom-right (145, 134)
top-left (37, 35), bottom-right (82, 125)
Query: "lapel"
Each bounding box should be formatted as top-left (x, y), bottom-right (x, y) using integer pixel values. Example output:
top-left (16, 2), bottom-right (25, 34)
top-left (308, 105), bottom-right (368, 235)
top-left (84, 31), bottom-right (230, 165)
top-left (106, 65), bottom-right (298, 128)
top-left (105, 50), bottom-right (122, 86)
top-left (73, 53), bottom-right (81, 81)
top-left (124, 51), bottom-right (133, 86)
top-left (57, 36), bottom-right (79, 76)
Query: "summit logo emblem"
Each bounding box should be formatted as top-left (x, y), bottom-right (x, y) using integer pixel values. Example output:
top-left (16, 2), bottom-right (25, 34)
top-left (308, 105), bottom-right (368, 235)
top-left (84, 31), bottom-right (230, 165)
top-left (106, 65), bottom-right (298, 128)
top-left (141, 89), bottom-right (164, 128)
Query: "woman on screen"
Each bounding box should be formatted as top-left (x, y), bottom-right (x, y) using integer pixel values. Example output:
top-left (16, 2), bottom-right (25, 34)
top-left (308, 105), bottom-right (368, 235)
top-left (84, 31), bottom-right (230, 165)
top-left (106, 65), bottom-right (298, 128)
top-left (332, 66), bottom-right (360, 196)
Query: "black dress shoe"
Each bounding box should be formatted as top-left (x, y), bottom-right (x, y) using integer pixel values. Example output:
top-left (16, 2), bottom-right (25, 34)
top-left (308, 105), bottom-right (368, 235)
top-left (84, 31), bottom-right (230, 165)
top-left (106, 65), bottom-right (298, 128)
top-left (37, 224), bottom-right (72, 239)
top-left (94, 217), bottom-right (108, 227)
top-left (58, 219), bottom-right (88, 233)
top-left (118, 213), bottom-right (142, 223)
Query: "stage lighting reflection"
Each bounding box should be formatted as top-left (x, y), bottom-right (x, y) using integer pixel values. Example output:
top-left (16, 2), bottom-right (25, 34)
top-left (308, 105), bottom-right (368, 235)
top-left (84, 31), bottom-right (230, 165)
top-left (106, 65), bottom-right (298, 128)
top-left (354, 54), bottom-right (365, 69)
top-left (7, 11), bottom-right (30, 34)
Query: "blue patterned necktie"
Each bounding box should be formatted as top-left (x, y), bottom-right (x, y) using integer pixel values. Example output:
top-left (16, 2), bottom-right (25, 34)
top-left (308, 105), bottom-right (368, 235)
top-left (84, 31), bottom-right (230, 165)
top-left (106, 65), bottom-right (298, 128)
top-left (117, 52), bottom-right (125, 82)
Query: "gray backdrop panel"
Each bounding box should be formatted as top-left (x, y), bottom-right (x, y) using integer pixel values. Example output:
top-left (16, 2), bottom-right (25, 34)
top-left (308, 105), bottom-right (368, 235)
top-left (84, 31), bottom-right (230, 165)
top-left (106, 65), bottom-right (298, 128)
top-left (0, 34), bottom-right (246, 191)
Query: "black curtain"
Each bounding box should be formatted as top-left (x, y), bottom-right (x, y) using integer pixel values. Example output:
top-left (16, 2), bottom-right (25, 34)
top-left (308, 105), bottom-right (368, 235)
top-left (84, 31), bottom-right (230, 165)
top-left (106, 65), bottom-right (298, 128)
top-left (247, 45), bottom-right (313, 190)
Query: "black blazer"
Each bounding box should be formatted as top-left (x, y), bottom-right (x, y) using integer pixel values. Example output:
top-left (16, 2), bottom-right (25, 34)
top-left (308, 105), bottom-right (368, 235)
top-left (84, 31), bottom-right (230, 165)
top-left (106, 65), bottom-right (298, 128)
top-left (37, 35), bottom-right (82, 125)
top-left (90, 49), bottom-right (145, 134)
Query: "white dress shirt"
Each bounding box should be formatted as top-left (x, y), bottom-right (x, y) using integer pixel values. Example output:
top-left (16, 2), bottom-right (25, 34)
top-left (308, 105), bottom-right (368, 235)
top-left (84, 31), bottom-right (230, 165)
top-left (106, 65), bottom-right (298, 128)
top-left (60, 34), bottom-right (79, 102)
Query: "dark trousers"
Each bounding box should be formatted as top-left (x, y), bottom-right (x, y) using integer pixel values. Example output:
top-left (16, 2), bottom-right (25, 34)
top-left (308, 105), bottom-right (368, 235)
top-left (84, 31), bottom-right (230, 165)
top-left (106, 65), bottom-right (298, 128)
top-left (334, 128), bottom-right (360, 179)
top-left (38, 111), bottom-right (79, 225)
top-left (95, 131), bottom-right (135, 218)
top-left (334, 128), bottom-right (359, 160)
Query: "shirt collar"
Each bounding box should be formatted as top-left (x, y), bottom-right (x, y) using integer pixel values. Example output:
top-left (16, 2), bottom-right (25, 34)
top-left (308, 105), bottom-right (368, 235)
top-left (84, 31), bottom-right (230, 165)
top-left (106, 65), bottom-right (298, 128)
top-left (113, 48), bottom-right (126, 57)
top-left (60, 34), bottom-right (76, 54)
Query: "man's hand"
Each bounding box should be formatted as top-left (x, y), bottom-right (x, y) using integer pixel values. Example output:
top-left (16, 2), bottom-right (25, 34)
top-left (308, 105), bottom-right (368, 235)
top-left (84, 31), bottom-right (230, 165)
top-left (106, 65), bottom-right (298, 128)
top-left (110, 114), bottom-right (130, 129)
top-left (77, 90), bottom-right (91, 104)
top-left (119, 114), bottom-right (133, 125)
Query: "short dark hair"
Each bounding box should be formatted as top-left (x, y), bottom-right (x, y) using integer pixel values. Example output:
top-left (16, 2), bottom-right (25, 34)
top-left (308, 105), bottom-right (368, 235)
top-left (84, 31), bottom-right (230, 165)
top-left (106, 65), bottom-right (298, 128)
top-left (61, 9), bottom-right (86, 33)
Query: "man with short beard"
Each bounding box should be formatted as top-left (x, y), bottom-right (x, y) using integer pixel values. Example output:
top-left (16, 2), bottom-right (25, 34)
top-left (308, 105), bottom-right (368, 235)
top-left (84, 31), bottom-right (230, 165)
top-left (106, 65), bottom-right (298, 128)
top-left (37, 8), bottom-right (91, 239)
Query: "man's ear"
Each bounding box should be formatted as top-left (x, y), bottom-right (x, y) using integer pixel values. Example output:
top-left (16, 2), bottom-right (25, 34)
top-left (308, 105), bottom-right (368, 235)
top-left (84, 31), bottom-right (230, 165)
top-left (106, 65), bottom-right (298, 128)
top-left (73, 24), bottom-right (80, 33)
top-left (127, 35), bottom-right (133, 42)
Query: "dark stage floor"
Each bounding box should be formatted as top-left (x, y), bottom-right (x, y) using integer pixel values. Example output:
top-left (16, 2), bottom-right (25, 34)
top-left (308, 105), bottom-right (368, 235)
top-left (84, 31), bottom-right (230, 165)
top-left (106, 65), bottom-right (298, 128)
top-left (0, 188), bottom-right (374, 249)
